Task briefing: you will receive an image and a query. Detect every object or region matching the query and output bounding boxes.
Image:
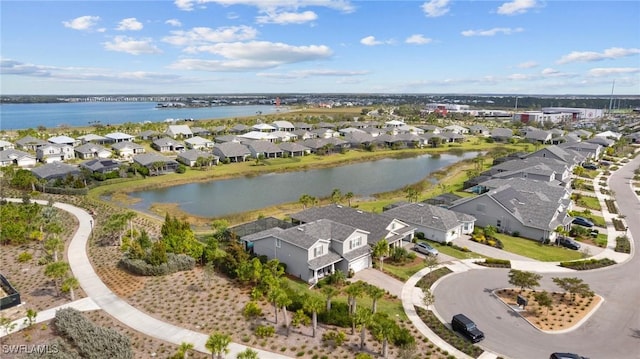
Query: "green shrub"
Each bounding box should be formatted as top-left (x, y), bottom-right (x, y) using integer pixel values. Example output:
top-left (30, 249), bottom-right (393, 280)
top-left (17, 251), bottom-right (33, 263)
top-left (118, 253), bottom-right (195, 276)
top-left (476, 258), bottom-right (511, 268)
top-left (615, 235), bottom-right (631, 254)
top-left (254, 325), bottom-right (275, 338)
top-left (612, 218), bottom-right (626, 231)
top-left (54, 308), bottom-right (132, 359)
top-left (321, 330), bottom-right (346, 348)
top-left (318, 302), bottom-right (350, 327)
top-left (559, 258), bottom-right (616, 270)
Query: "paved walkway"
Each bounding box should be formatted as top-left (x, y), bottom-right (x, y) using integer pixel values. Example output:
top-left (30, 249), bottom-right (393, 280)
top-left (4, 199), bottom-right (291, 359)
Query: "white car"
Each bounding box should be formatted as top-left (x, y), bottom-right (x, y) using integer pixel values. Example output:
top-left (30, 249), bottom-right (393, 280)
top-left (413, 242), bottom-right (439, 256)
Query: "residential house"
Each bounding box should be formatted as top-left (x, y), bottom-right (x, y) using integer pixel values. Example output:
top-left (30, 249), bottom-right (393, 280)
top-left (293, 122), bottom-right (313, 131)
top-left (396, 125), bottom-right (424, 135)
top-left (133, 153), bottom-right (179, 174)
top-left (214, 135), bottom-right (241, 143)
top-left (525, 145), bottom-right (585, 168)
top-left (177, 149), bottom-right (219, 167)
top-left (16, 136), bottom-right (48, 151)
top-left (0, 140), bottom-right (15, 151)
top-left (111, 142), bottom-right (145, 160)
top-left (524, 129), bottom-right (552, 144)
top-left (36, 144), bottom-right (75, 163)
top-left (252, 123), bottom-right (277, 132)
top-left (48, 135), bottom-right (79, 147)
top-left (312, 128), bottom-right (339, 139)
top-left (185, 136), bottom-right (214, 150)
top-left (211, 126), bottom-right (228, 135)
top-left (271, 121), bottom-right (295, 132)
top-left (344, 132), bottom-right (375, 148)
top-left (191, 127), bottom-right (212, 137)
top-left (245, 140), bottom-right (283, 159)
top-left (80, 159), bottom-right (121, 174)
top-left (423, 193), bottom-right (463, 207)
top-left (292, 130), bottom-right (316, 141)
top-left (450, 180), bottom-right (573, 242)
top-left (0, 149), bottom-right (36, 168)
top-left (484, 157), bottom-right (572, 184)
top-left (418, 125), bottom-right (443, 134)
top-left (247, 219), bottom-right (371, 283)
top-left (237, 131), bottom-right (278, 143)
top-left (440, 132), bottom-right (466, 143)
top-left (468, 125), bottom-right (490, 135)
top-left (229, 124), bottom-right (250, 134)
top-left (290, 204), bottom-right (416, 248)
top-left (31, 162), bottom-right (80, 181)
top-left (316, 122), bottom-right (336, 129)
top-left (278, 142), bottom-right (310, 157)
top-left (382, 203), bottom-right (476, 243)
top-left (105, 132), bottom-right (135, 143)
top-left (152, 138), bottom-right (185, 153)
top-left (138, 130), bottom-right (162, 141)
top-left (338, 127), bottom-right (365, 136)
top-left (77, 134), bottom-right (108, 144)
top-left (271, 131), bottom-right (298, 142)
top-left (594, 130), bottom-right (622, 140)
top-left (586, 137), bottom-right (615, 148)
top-left (490, 128), bottom-right (514, 142)
top-left (165, 125), bottom-right (193, 139)
top-left (361, 127), bottom-right (384, 137)
top-left (443, 125), bottom-right (469, 134)
top-left (558, 141), bottom-right (602, 159)
top-left (74, 143), bottom-right (112, 159)
top-left (212, 142), bottom-right (251, 162)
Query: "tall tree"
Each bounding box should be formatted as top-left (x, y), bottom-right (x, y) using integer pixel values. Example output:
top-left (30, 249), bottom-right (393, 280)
top-left (508, 269), bottom-right (542, 293)
top-left (533, 291), bottom-right (553, 315)
top-left (552, 277), bottom-right (594, 304)
top-left (276, 290), bottom-right (292, 336)
top-left (331, 188), bottom-right (343, 204)
top-left (366, 285), bottom-right (386, 314)
top-left (354, 307), bottom-right (373, 350)
top-left (321, 285), bottom-right (340, 312)
top-left (303, 295), bottom-right (324, 338)
top-left (44, 261), bottom-right (70, 297)
top-left (345, 192), bottom-right (354, 207)
top-left (61, 276), bottom-right (80, 301)
top-left (372, 239), bottom-right (390, 272)
top-left (345, 281), bottom-right (366, 316)
top-left (205, 332), bottom-right (231, 359)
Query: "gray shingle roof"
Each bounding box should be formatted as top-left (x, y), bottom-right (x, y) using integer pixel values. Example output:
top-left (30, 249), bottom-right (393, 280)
top-left (74, 143), bottom-right (108, 154)
top-left (16, 136), bottom-right (48, 147)
top-left (112, 142), bottom-right (144, 151)
top-left (178, 149), bottom-right (215, 162)
top-left (278, 142), bottom-right (309, 153)
top-left (133, 153), bottom-right (177, 167)
top-left (245, 140), bottom-right (282, 154)
top-left (382, 203), bottom-right (475, 232)
top-left (213, 142), bottom-right (250, 158)
top-left (31, 162), bottom-right (79, 180)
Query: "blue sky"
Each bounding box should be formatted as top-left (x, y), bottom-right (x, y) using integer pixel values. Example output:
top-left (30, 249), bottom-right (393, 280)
top-left (1, 0), bottom-right (639, 95)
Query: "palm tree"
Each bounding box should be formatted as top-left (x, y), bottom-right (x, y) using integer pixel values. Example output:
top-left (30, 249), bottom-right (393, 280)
top-left (366, 285), bottom-right (386, 314)
top-left (321, 285), bottom-right (340, 312)
top-left (275, 291), bottom-right (292, 336)
top-left (236, 348), bottom-right (259, 359)
top-left (303, 295), bottom-right (324, 338)
top-left (206, 332), bottom-right (231, 359)
top-left (299, 194), bottom-right (313, 209)
top-left (372, 239), bottom-right (390, 272)
top-left (345, 191), bottom-right (354, 207)
top-left (354, 307), bottom-right (373, 350)
top-left (374, 316), bottom-right (396, 359)
top-left (345, 281), bottom-right (366, 316)
top-left (176, 342), bottom-right (194, 359)
top-left (331, 188), bottom-right (342, 204)
top-left (61, 276), bottom-right (79, 301)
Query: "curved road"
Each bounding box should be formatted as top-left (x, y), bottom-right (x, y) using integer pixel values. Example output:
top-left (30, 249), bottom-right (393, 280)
top-left (433, 154), bottom-right (640, 359)
top-left (6, 199), bottom-right (291, 359)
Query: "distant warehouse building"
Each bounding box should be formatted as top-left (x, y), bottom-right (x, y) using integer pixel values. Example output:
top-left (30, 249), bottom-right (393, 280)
top-left (513, 111), bottom-right (573, 125)
top-left (541, 107), bottom-right (604, 121)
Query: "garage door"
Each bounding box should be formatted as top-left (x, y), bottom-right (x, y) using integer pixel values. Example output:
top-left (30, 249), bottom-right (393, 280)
top-left (350, 256), bottom-right (369, 273)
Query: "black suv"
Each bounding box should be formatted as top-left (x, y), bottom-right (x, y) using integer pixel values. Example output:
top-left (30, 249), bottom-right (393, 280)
top-left (451, 314), bottom-right (484, 343)
top-left (550, 353), bottom-right (588, 359)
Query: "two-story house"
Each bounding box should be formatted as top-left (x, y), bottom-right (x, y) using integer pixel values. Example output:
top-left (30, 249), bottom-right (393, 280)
top-left (36, 144), bottom-right (75, 163)
top-left (246, 219), bottom-right (371, 283)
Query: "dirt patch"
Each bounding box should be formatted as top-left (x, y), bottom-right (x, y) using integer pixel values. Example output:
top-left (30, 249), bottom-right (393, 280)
top-left (495, 288), bottom-right (601, 332)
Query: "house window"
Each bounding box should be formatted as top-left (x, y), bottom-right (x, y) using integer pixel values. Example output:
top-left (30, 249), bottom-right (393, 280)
top-left (275, 238), bottom-right (281, 248)
top-left (497, 219), bottom-right (502, 228)
top-left (313, 246), bottom-right (324, 257)
top-left (350, 236), bottom-right (362, 250)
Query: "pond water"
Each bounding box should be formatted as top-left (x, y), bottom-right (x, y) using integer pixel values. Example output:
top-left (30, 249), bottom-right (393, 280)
top-left (128, 151), bottom-right (481, 217)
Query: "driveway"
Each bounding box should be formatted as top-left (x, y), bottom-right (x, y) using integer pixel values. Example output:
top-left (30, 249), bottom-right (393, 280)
top-left (350, 268), bottom-right (404, 297)
top-left (432, 153), bottom-right (640, 359)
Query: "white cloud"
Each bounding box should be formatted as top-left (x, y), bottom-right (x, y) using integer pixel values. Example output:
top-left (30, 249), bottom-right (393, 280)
top-left (258, 69), bottom-right (368, 79)
top-left (508, 73), bottom-right (531, 80)
top-left (256, 11), bottom-right (318, 24)
top-left (587, 67), bottom-right (640, 77)
top-left (557, 47), bottom-right (640, 64)
top-left (517, 61), bottom-right (538, 69)
top-left (116, 18), bottom-right (143, 31)
top-left (421, 0), bottom-right (450, 17)
top-left (461, 27), bottom-right (523, 37)
top-left (103, 36), bottom-right (162, 55)
top-left (497, 0), bottom-right (537, 15)
top-left (163, 26), bottom-right (258, 47)
top-left (62, 16), bottom-right (101, 31)
top-left (360, 36), bottom-right (381, 46)
top-left (165, 19), bottom-right (182, 27)
top-left (405, 34), bottom-right (432, 45)
top-left (174, 0), bottom-right (355, 13)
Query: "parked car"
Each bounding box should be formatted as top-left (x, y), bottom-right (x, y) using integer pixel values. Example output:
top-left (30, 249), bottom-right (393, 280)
top-left (557, 236), bottom-right (581, 250)
top-left (413, 242), bottom-right (439, 256)
top-left (572, 216), bottom-right (594, 228)
top-left (550, 353), bottom-right (588, 359)
top-left (451, 313), bottom-right (484, 343)
top-left (581, 163), bottom-right (598, 170)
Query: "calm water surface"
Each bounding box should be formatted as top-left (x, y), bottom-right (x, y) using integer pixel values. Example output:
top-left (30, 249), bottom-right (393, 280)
top-left (0, 102), bottom-right (281, 130)
top-left (128, 151), bottom-right (480, 217)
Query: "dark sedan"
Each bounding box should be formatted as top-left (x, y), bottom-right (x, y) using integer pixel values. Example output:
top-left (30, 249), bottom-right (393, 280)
top-left (572, 217), bottom-right (594, 228)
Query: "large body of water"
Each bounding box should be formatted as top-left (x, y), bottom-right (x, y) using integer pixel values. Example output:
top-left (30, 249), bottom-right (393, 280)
top-left (0, 102), bottom-right (282, 130)
top-left (128, 151), bottom-right (480, 218)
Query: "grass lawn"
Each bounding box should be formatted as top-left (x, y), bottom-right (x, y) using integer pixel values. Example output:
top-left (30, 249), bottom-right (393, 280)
top-left (383, 258), bottom-right (426, 282)
top-left (493, 233), bottom-right (584, 262)
top-left (425, 240), bottom-right (486, 260)
top-left (572, 195), bottom-right (602, 211)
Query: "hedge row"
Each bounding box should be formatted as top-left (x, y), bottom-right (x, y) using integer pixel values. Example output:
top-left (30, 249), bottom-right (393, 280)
top-left (54, 308), bottom-right (132, 359)
top-left (604, 199), bottom-right (618, 214)
top-left (559, 258), bottom-right (616, 270)
top-left (615, 236), bottom-right (631, 254)
top-left (119, 252), bottom-right (195, 276)
top-left (475, 258), bottom-right (511, 268)
top-left (612, 218), bottom-right (627, 231)
top-left (415, 307), bottom-right (484, 358)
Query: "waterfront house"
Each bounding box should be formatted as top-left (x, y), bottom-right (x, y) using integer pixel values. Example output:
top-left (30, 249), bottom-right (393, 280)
top-left (16, 136), bottom-right (51, 151)
top-left (105, 132), bottom-right (135, 143)
top-left (31, 162), bottom-right (80, 181)
top-left (111, 142), bottom-right (145, 159)
top-left (468, 125), bottom-right (490, 135)
top-left (245, 140), bottom-right (283, 159)
top-left (0, 149), bottom-right (36, 168)
top-left (247, 219), bottom-right (372, 283)
top-left (381, 203), bottom-right (476, 243)
top-left (36, 144), bottom-right (75, 163)
top-left (177, 149), bottom-right (219, 167)
top-left (80, 158), bottom-right (121, 174)
top-left (278, 142), bottom-right (310, 157)
top-left (152, 138), bottom-right (185, 153)
top-left (133, 153), bottom-right (179, 175)
top-left (212, 142), bottom-right (251, 162)
top-left (490, 128), bottom-right (514, 142)
top-left (74, 143), bottom-right (112, 159)
top-left (290, 204), bottom-right (416, 249)
top-left (525, 145), bottom-right (585, 168)
top-left (185, 136), bottom-right (214, 150)
top-left (165, 125), bottom-right (193, 139)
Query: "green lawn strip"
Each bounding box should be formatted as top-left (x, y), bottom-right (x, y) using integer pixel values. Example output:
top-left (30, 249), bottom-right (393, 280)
top-left (595, 234), bottom-right (608, 247)
top-left (424, 241), bottom-right (486, 260)
top-left (493, 233), bottom-right (583, 262)
top-left (383, 260), bottom-right (426, 282)
top-left (568, 211), bottom-right (606, 227)
top-left (572, 195), bottom-right (602, 211)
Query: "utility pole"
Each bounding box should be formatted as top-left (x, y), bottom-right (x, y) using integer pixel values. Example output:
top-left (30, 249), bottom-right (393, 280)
top-left (608, 80), bottom-right (615, 115)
